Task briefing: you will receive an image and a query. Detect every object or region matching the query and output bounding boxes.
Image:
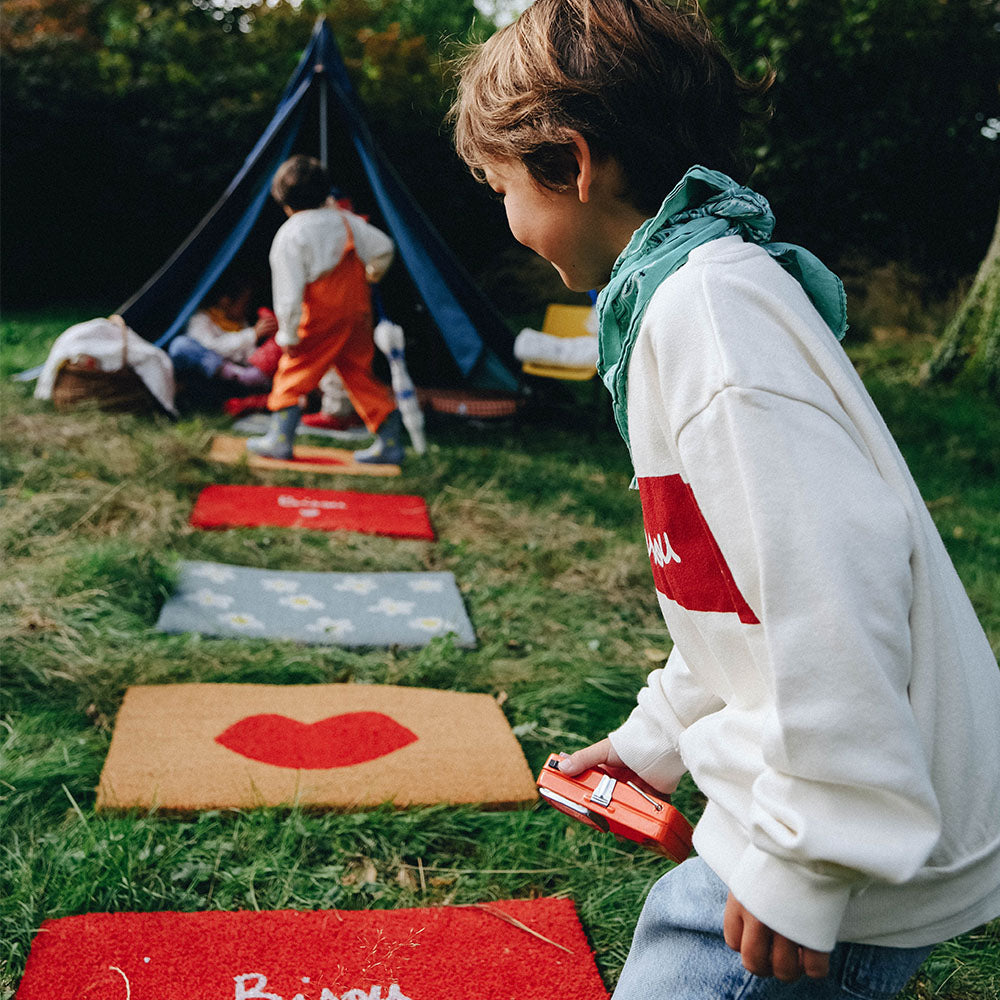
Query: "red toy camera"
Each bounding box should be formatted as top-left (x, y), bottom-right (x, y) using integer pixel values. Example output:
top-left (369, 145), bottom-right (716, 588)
top-left (536, 755), bottom-right (693, 862)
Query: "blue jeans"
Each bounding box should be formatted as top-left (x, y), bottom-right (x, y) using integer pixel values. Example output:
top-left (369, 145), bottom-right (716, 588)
top-left (612, 858), bottom-right (933, 1000)
top-left (167, 334), bottom-right (225, 379)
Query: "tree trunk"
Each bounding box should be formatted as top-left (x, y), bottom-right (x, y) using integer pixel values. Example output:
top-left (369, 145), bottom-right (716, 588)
top-left (924, 201), bottom-right (1000, 391)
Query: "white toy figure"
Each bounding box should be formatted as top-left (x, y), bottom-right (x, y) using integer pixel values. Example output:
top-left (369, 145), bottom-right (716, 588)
top-left (373, 319), bottom-right (427, 455)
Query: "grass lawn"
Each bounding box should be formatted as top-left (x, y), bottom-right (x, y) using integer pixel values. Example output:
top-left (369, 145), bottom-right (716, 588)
top-left (1, 310), bottom-right (998, 998)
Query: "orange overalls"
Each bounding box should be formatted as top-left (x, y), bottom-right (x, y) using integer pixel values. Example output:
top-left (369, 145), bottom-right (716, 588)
top-left (267, 219), bottom-right (395, 432)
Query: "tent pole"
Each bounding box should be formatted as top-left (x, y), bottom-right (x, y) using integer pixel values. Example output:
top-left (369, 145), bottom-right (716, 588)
top-left (318, 67), bottom-right (329, 168)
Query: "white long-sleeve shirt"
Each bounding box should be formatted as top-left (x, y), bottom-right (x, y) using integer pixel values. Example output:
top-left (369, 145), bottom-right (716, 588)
top-left (609, 235), bottom-right (1000, 953)
top-left (185, 310), bottom-right (257, 364)
top-left (269, 206), bottom-right (395, 347)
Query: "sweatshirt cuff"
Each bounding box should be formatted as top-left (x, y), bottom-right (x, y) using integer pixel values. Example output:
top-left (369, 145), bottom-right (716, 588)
top-left (275, 330), bottom-right (298, 348)
top-left (727, 842), bottom-right (853, 952)
top-left (609, 710), bottom-right (687, 794)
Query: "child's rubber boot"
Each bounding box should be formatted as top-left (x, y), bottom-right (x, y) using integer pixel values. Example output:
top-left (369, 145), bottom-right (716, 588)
top-left (354, 409), bottom-right (405, 465)
top-left (246, 405), bottom-right (301, 460)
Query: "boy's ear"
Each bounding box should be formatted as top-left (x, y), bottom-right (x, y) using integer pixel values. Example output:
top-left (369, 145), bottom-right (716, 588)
top-left (568, 131), bottom-right (593, 204)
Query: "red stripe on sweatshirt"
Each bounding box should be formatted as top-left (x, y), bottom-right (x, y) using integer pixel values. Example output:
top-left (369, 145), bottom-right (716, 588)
top-left (638, 475), bottom-right (759, 625)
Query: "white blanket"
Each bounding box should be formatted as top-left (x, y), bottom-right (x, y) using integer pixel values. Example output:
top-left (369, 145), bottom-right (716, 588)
top-left (35, 317), bottom-right (177, 416)
top-left (514, 328), bottom-right (599, 368)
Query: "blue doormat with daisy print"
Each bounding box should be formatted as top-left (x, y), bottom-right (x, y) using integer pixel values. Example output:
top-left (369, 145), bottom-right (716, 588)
top-left (155, 560), bottom-right (476, 648)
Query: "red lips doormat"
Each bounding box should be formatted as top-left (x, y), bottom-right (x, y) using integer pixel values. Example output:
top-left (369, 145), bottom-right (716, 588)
top-left (214, 711), bottom-right (418, 769)
top-left (190, 485), bottom-right (435, 540)
top-left (96, 684), bottom-right (537, 812)
top-left (16, 898), bottom-right (609, 999)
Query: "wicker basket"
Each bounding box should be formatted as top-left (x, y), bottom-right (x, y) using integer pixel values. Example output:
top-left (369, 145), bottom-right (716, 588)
top-left (52, 317), bottom-right (162, 415)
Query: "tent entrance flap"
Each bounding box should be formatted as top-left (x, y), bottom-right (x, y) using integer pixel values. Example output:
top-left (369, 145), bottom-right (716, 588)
top-left (116, 17), bottom-right (520, 394)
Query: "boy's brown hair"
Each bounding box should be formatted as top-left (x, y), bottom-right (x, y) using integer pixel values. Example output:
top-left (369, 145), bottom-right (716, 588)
top-left (271, 154), bottom-right (331, 211)
top-left (452, 0), bottom-right (772, 215)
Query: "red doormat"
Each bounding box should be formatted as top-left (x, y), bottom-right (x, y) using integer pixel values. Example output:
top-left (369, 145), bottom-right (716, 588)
top-left (96, 684), bottom-right (537, 812)
top-left (209, 435), bottom-right (400, 477)
top-left (17, 898), bottom-right (609, 999)
top-left (190, 485), bottom-right (435, 540)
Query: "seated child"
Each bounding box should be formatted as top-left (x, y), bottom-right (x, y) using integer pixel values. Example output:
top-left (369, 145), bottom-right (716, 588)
top-left (452, 1), bottom-right (1000, 997)
top-left (168, 279), bottom-right (278, 406)
top-left (247, 156), bottom-right (403, 463)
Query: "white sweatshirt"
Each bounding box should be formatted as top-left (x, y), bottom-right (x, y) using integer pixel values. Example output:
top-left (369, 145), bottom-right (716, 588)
top-left (269, 206), bottom-right (395, 347)
top-left (609, 235), bottom-right (1000, 953)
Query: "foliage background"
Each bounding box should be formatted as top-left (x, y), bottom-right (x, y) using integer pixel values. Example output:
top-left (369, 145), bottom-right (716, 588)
top-left (705, 0), bottom-right (1000, 285)
top-left (2, 0), bottom-right (998, 314)
top-left (1, 0), bottom-right (508, 308)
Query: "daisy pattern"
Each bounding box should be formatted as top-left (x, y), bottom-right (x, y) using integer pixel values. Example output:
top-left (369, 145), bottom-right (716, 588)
top-left (368, 597), bottom-right (415, 616)
top-left (219, 611), bottom-right (264, 630)
top-left (408, 578), bottom-right (444, 593)
top-left (306, 617), bottom-right (355, 637)
top-left (189, 563), bottom-right (235, 584)
top-left (279, 593), bottom-right (325, 611)
top-left (261, 578), bottom-right (300, 593)
top-left (409, 616), bottom-right (453, 635)
top-left (334, 576), bottom-right (379, 595)
top-left (187, 588), bottom-right (234, 609)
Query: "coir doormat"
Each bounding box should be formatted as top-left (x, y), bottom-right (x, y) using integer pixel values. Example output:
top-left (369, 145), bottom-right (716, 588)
top-left (155, 561), bottom-right (474, 648)
top-left (96, 683), bottom-right (537, 811)
top-left (190, 485), bottom-right (435, 540)
top-left (16, 898), bottom-right (609, 999)
top-left (209, 434), bottom-right (400, 477)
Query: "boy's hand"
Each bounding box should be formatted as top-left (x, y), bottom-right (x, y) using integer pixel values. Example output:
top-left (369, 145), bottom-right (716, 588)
top-left (557, 738), bottom-right (623, 775)
top-left (724, 893), bottom-right (830, 982)
top-left (556, 739), bottom-right (666, 799)
top-left (254, 314), bottom-right (279, 342)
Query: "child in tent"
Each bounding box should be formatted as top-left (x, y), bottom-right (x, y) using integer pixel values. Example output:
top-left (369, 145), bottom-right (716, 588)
top-left (168, 278), bottom-right (278, 407)
top-left (453, 1), bottom-right (1000, 996)
top-left (247, 155), bottom-right (403, 463)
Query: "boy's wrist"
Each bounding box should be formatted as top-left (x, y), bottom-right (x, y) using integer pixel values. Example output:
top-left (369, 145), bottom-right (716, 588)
top-left (608, 714), bottom-right (686, 794)
top-left (726, 842), bottom-right (854, 954)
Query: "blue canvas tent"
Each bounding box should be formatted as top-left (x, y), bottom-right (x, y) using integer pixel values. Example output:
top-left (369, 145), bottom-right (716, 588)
top-left (116, 17), bottom-right (520, 393)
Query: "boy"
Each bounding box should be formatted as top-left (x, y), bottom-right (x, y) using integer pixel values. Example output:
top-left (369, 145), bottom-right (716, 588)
top-left (247, 155), bottom-right (404, 463)
top-left (453, 1), bottom-right (1000, 997)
